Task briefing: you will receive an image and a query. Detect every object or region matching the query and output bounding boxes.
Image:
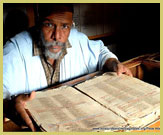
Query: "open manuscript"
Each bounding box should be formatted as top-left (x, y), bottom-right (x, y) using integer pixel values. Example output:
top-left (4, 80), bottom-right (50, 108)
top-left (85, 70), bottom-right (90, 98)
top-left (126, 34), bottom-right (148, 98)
top-left (26, 72), bottom-right (160, 132)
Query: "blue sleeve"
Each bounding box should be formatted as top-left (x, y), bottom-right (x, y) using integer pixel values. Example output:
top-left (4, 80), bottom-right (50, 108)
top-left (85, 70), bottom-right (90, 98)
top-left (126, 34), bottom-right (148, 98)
top-left (98, 40), bottom-right (118, 70)
top-left (87, 39), bottom-right (118, 71)
top-left (69, 28), bottom-right (118, 72)
top-left (3, 40), bottom-right (26, 99)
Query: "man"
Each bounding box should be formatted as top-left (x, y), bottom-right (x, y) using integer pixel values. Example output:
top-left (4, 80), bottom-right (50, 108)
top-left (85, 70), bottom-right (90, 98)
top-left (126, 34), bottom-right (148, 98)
top-left (3, 4), bottom-right (132, 131)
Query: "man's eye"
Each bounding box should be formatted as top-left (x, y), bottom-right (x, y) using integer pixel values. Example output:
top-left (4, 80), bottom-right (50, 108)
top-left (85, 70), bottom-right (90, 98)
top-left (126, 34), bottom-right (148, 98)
top-left (62, 24), bottom-right (69, 29)
top-left (44, 23), bottom-right (53, 28)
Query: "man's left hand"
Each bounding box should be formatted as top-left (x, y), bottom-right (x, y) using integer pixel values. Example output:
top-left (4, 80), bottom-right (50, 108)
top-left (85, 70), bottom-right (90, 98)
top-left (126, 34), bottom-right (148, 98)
top-left (103, 58), bottom-right (133, 77)
top-left (114, 63), bottom-right (133, 77)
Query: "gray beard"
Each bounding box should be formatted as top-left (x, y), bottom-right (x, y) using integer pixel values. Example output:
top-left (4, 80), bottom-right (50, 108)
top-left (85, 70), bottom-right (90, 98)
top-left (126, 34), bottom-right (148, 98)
top-left (44, 48), bottom-right (62, 59)
top-left (40, 32), bottom-right (65, 59)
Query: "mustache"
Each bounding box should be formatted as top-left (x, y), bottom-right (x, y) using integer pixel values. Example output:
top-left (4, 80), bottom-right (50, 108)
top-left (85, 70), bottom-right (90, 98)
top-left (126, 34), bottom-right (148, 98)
top-left (43, 40), bottom-right (65, 48)
top-left (40, 31), bottom-right (65, 47)
top-left (40, 31), bottom-right (65, 49)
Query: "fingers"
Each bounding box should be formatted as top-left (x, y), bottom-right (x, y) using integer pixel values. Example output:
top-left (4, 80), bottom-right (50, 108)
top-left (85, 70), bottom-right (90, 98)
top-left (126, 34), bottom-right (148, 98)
top-left (14, 91), bottom-right (36, 131)
top-left (15, 102), bottom-right (36, 131)
top-left (117, 64), bottom-right (124, 76)
top-left (23, 91), bottom-right (36, 102)
top-left (116, 64), bottom-right (133, 77)
top-left (28, 91), bottom-right (36, 101)
top-left (126, 68), bottom-right (133, 77)
top-left (16, 91), bottom-right (36, 104)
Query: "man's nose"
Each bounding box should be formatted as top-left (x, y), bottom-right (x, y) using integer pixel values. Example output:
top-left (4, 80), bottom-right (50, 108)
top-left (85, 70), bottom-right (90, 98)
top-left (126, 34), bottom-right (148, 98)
top-left (51, 27), bottom-right (61, 41)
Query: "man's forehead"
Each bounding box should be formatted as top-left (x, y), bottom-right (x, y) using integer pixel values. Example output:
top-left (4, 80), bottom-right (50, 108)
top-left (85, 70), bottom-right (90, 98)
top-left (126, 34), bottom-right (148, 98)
top-left (44, 12), bottom-right (73, 22)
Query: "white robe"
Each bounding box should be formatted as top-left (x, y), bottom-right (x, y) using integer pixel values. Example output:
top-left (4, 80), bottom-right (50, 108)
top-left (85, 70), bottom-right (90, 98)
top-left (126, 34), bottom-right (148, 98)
top-left (3, 28), bottom-right (117, 99)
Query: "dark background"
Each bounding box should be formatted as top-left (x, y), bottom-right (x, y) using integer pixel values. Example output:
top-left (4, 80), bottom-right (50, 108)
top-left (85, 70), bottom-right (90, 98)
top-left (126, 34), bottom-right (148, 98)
top-left (116, 3), bottom-right (160, 61)
top-left (3, 3), bottom-right (160, 62)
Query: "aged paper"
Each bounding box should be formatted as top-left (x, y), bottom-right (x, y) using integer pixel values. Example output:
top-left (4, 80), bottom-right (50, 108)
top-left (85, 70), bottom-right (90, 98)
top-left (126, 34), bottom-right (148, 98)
top-left (26, 86), bottom-right (127, 132)
top-left (76, 72), bottom-right (160, 127)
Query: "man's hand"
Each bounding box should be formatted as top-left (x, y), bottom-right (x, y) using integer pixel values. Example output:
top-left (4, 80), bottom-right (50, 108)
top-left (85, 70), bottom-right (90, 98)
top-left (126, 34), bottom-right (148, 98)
top-left (14, 91), bottom-right (36, 131)
top-left (114, 63), bottom-right (133, 76)
top-left (103, 58), bottom-right (133, 76)
top-left (3, 91), bottom-right (36, 131)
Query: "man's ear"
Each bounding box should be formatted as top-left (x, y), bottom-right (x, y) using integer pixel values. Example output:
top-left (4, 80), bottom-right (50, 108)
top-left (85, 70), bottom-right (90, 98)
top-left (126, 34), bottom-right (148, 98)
top-left (72, 21), bottom-right (75, 28)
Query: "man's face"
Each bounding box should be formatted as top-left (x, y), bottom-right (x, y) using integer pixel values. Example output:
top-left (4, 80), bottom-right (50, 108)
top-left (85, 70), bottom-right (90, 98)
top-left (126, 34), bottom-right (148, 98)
top-left (41, 11), bottom-right (73, 58)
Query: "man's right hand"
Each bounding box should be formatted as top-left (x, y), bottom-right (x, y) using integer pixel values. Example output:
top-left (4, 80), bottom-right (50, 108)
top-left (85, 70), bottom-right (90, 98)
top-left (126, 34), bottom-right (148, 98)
top-left (3, 91), bottom-right (36, 131)
top-left (14, 91), bottom-right (36, 131)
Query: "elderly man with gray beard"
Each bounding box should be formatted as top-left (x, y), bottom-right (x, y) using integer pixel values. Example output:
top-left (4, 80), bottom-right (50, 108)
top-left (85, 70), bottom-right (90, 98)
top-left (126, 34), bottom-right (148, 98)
top-left (3, 3), bottom-right (132, 131)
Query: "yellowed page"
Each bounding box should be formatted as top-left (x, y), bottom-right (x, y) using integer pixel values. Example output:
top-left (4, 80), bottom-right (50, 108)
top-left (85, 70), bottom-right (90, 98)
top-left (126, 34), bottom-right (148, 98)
top-left (76, 72), bottom-right (160, 127)
top-left (26, 86), bottom-right (127, 132)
